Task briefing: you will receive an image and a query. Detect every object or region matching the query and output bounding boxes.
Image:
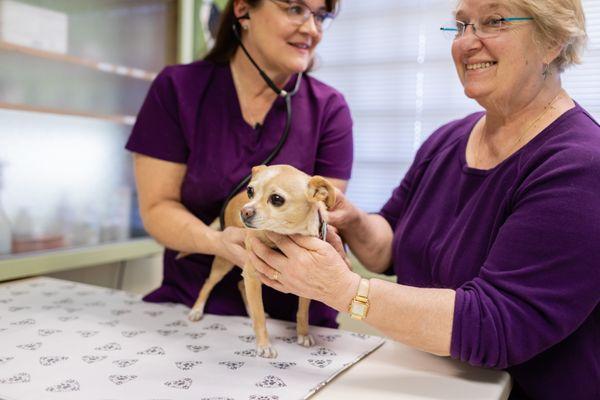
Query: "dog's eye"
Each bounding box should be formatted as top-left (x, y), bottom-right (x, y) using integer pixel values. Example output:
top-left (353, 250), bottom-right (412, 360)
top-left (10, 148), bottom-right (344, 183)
top-left (247, 186), bottom-right (254, 199)
top-left (269, 194), bottom-right (285, 207)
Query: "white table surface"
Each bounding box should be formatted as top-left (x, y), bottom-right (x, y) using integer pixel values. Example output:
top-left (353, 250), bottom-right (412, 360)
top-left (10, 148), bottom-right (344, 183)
top-left (316, 338), bottom-right (512, 400)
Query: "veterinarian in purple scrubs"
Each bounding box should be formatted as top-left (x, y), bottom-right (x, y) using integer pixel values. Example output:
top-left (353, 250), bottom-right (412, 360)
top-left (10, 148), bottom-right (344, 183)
top-left (125, 0), bottom-right (351, 328)
top-left (248, 0), bottom-right (599, 398)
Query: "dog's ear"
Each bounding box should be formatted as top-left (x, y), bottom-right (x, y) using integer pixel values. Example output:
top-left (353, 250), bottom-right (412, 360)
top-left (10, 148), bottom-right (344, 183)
top-left (251, 165), bottom-right (267, 177)
top-left (307, 176), bottom-right (336, 209)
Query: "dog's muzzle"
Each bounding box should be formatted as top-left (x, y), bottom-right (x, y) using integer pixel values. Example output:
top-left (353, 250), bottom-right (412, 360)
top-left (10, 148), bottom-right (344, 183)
top-left (240, 206), bottom-right (256, 227)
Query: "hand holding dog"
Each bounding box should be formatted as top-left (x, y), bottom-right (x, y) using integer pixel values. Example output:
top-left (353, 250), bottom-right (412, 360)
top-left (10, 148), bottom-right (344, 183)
top-left (214, 226), bottom-right (247, 268)
top-left (327, 189), bottom-right (361, 233)
top-left (249, 232), bottom-right (359, 311)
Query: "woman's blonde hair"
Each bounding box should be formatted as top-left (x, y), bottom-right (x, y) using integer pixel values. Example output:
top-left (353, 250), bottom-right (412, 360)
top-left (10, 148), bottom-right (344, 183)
top-left (506, 0), bottom-right (588, 72)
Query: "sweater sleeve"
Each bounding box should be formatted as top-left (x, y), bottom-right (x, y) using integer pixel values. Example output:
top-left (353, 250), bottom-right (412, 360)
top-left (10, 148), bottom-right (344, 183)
top-left (451, 146), bottom-right (600, 369)
top-left (125, 67), bottom-right (189, 163)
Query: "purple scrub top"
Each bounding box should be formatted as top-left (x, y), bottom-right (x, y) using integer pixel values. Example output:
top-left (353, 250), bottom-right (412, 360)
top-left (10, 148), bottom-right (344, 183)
top-left (379, 103), bottom-right (600, 399)
top-left (126, 60), bottom-right (353, 328)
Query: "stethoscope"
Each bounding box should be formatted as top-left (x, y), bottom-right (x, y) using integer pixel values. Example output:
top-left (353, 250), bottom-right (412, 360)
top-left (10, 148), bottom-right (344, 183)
top-left (218, 17), bottom-right (303, 230)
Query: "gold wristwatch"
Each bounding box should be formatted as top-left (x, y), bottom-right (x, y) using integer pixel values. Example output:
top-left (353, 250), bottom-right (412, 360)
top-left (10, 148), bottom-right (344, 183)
top-left (348, 278), bottom-right (370, 320)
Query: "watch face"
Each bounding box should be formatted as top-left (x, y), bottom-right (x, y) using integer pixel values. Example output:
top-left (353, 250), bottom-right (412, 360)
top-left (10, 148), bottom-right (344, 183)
top-left (199, 0), bottom-right (226, 50)
top-left (351, 302), bottom-right (367, 316)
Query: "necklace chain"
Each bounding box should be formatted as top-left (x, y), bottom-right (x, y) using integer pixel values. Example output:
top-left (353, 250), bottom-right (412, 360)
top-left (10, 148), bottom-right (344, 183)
top-left (474, 91), bottom-right (563, 167)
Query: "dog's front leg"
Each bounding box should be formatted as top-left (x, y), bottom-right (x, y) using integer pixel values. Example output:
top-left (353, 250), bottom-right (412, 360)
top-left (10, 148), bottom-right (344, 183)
top-left (296, 297), bottom-right (315, 347)
top-left (243, 245), bottom-right (277, 358)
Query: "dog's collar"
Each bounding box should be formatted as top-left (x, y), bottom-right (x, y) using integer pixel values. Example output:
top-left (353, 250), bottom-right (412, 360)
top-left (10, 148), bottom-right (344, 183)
top-left (318, 209), bottom-right (327, 241)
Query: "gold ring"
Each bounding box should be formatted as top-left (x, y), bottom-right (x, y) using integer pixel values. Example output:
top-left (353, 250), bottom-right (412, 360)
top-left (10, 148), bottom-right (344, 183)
top-left (272, 271), bottom-right (279, 281)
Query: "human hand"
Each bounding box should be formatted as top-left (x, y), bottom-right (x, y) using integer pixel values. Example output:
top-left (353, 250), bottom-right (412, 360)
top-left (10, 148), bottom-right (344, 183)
top-left (248, 232), bottom-right (360, 311)
top-left (327, 188), bottom-right (361, 233)
top-left (325, 226), bottom-right (352, 270)
top-left (214, 226), bottom-right (247, 268)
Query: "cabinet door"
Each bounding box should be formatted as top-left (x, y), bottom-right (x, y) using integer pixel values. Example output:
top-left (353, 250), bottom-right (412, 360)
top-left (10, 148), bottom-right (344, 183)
top-left (0, 0), bottom-right (177, 256)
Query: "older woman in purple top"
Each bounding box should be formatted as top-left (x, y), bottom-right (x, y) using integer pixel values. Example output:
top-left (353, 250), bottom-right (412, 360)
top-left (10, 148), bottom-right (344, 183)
top-left (126, 0), bottom-right (352, 328)
top-left (248, 0), bottom-right (599, 398)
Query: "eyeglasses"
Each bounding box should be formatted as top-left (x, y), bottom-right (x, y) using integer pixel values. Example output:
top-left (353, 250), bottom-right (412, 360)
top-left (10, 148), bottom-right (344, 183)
top-left (269, 0), bottom-right (336, 32)
top-left (440, 16), bottom-right (533, 40)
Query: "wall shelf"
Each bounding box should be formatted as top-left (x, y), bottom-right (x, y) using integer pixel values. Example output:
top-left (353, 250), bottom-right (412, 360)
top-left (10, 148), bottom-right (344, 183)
top-left (0, 101), bottom-right (136, 125)
top-left (0, 238), bottom-right (163, 281)
top-left (0, 40), bottom-right (157, 81)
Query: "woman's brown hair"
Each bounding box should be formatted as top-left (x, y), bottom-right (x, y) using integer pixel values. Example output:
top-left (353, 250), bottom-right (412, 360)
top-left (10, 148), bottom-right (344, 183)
top-left (204, 0), bottom-right (339, 65)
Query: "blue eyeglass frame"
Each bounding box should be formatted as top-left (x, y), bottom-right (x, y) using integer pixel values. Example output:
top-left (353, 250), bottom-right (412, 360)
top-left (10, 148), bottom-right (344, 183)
top-left (440, 17), bottom-right (533, 36)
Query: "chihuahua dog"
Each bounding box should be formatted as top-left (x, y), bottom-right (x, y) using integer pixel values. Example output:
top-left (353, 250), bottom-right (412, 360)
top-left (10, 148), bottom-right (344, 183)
top-left (185, 164), bottom-right (335, 358)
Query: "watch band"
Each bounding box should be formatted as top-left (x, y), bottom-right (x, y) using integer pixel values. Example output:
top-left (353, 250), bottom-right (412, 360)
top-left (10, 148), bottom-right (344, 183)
top-left (349, 278), bottom-right (370, 320)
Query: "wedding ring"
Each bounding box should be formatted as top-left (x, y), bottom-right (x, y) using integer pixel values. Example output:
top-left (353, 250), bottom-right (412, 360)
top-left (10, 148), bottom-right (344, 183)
top-left (272, 271), bottom-right (279, 281)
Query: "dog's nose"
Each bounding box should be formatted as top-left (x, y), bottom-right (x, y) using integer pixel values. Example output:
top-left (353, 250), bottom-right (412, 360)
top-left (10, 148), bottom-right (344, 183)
top-left (241, 206), bottom-right (255, 220)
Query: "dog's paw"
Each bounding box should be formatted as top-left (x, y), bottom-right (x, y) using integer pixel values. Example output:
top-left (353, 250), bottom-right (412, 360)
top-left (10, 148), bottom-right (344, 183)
top-left (187, 308), bottom-right (204, 322)
top-left (256, 344), bottom-right (278, 358)
top-left (297, 334), bottom-right (315, 347)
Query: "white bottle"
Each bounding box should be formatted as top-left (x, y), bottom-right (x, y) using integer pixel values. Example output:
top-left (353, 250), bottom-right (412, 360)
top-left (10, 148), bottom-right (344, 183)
top-left (0, 162), bottom-right (11, 255)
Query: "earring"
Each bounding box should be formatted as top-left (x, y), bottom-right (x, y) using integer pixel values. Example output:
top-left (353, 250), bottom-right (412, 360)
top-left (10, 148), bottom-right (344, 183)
top-left (242, 24), bottom-right (248, 30)
top-left (542, 63), bottom-right (551, 79)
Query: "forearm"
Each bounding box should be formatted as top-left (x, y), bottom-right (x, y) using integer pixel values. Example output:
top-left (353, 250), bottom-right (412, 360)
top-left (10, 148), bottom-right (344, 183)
top-left (142, 199), bottom-right (219, 255)
top-left (328, 273), bottom-right (455, 356)
top-left (342, 213), bottom-right (393, 273)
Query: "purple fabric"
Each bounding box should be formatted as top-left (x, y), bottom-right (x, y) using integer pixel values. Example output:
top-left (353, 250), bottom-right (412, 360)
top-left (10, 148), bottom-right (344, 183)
top-left (379, 104), bottom-right (600, 399)
top-left (126, 60), bottom-right (354, 328)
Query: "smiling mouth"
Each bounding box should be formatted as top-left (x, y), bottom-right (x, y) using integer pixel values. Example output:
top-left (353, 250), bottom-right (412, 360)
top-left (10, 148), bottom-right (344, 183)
top-left (466, 61), bottom-right (497, 71)
top-left (289, 42), bottom-right (310, 51)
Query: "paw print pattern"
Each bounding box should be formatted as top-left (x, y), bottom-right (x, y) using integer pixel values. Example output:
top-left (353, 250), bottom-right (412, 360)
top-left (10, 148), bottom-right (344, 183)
top-left (76, 330), bottom-right (99, 338)
top-left (108, 374), bottom-right (137, 385)
top-left (201, 398), bottom-right (235, 400)
top-left (75, 291), bottom-right (93, 296)
top-left (317, 334), bottom-right (341, 342)
top-left (269, 361), bottom-right (296, 369)
top-left (81, 355), bottom-right (107, 364)
top-left (10, 291), bottom-right (28, 296)
top-left (8, 306), bottom-right (30, 312)
top-left (255, 375), bottom-right (286, 388)
top-left (113, 359), bottom-right (139, 368)
top-left (38, 329), bottom-right (62, 336)
top-left (166, 320), bottom-right (188, 327)
top-left (310, 347), bottom-right (336, 356)
top-left (85, 301), bottom-right (106, 307)
top-left (94, 342), bottom-right (121, 351)
top-left (98, 320), bottom-right (119, 326)
top-left (137, 346), bottom-right (165, 355)
top-left (45, 379), bottom-right (80, 392)
top-left (185, 332), bottom-right (206, 339)
top-left (0, 298), bottom-right (13, 304)
top-left (164, 377), bottom-right (192, 390)
top-left (234, 349), bottom-right (257, 357)
top-left (121, 330), bottom-right (146, 337)
top-left (218, 361), bottom-right (245, 370)
top-left (238, 335), bottom-right (256, 343)
top-left (203, 323), bottom-right (226, 331)
top-left (157, 329), bottom-right (178, 336)
top-left (144, 310), bottom-right (163, 317)
top-left (274, 336), bottom-right (296, 344)
top-left (351, 333), bottom-right (369, 340)
top-left (308, 359), bottom-right (332, 368)
top-left (57, 316), bottom-right (78, 322)
top-left (175, 361), bottom-right (202, 371)
top-left (42, 291), bottom-right (58, 297)
top-left (186, 345), bottom-right (209, 353)
top-left (0, 372), bottom-right (30, 384)
top-left (110, 309), bottom-right (131, 316)
top-left (39, 356), bottom-right (69, 366)
top-left (41, 305), bottom-right (60, 310)
top-left (16, 342), bottom-right (42, 350)
top-left (53, 298), bottom-right (73, 304)
top-left (63, 307), bottom-right (82, 313)
top-left (10, 318), bottom-right (36, 326)
top-left (0, 357), bottom-right (14, 365)
top-left (249, 396), bottom-right (280, 400)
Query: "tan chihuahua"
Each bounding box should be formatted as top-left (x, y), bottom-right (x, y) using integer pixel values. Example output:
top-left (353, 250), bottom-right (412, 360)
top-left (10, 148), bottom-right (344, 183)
top-left (185, 164), bottom-right (335, 358)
